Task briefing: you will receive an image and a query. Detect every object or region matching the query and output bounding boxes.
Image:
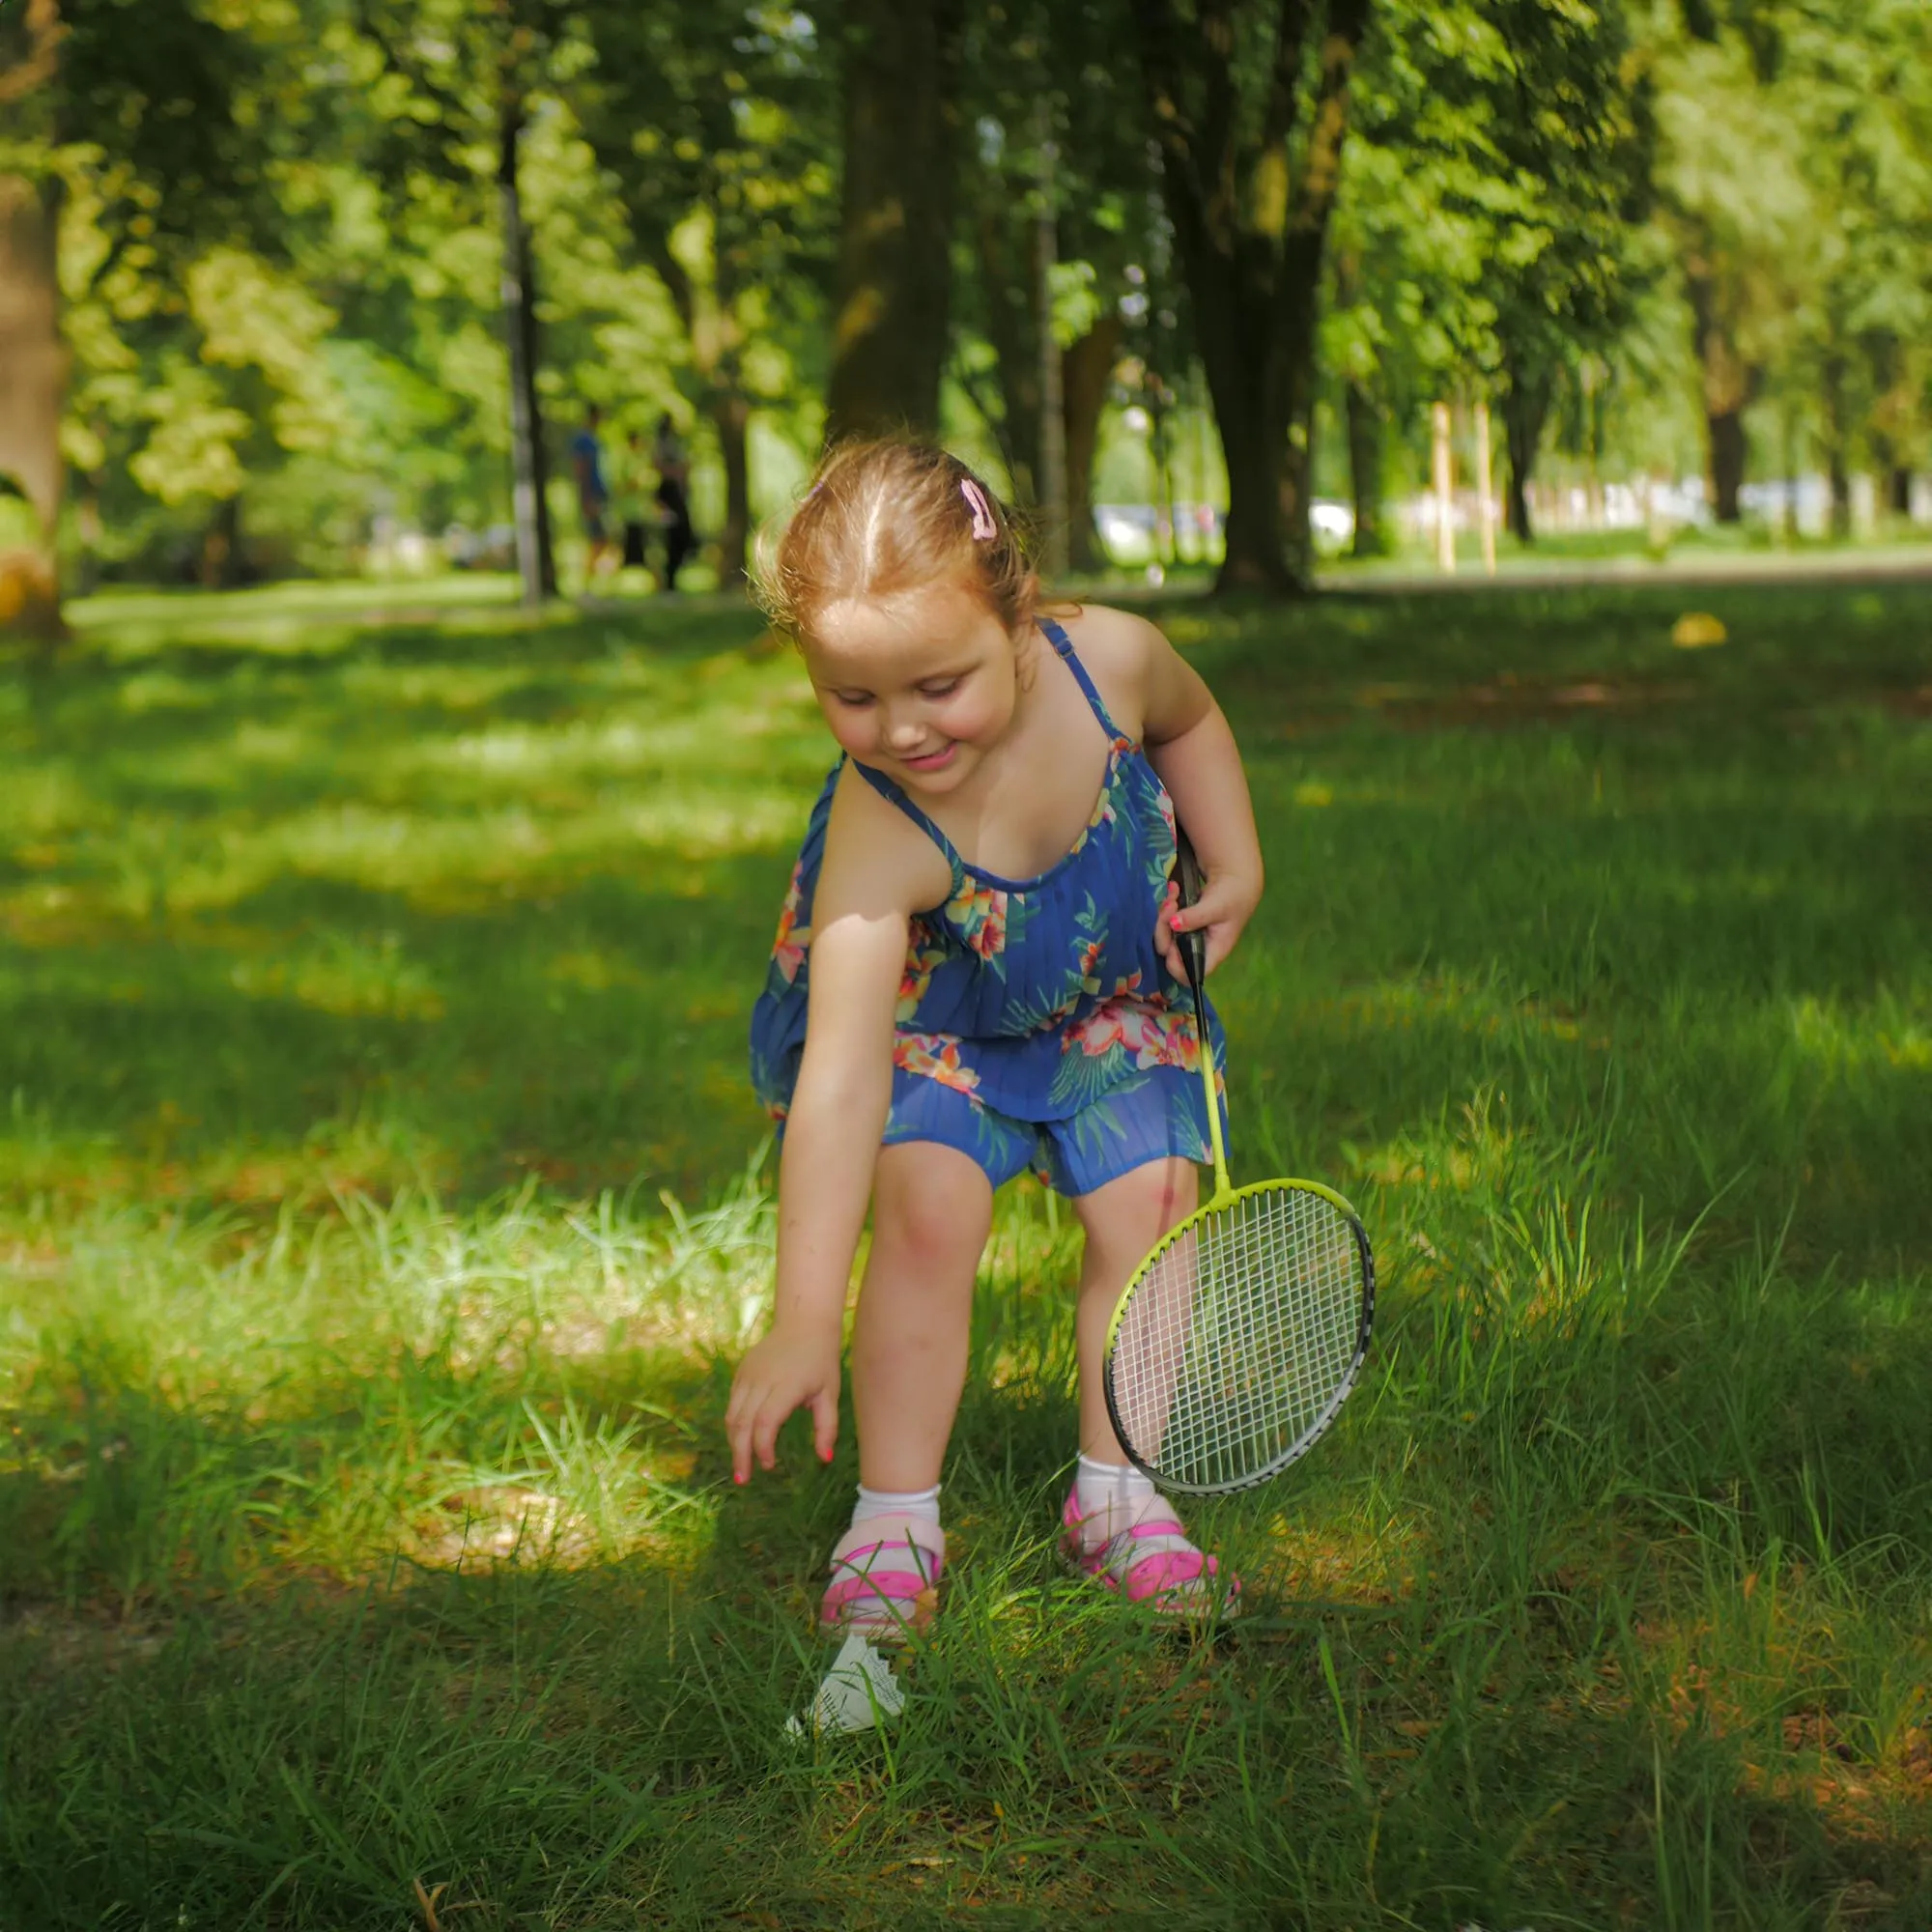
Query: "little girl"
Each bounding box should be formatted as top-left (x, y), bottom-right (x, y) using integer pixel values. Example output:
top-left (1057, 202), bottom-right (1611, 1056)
top-left (727, 441), bottom-right (1264, 1634)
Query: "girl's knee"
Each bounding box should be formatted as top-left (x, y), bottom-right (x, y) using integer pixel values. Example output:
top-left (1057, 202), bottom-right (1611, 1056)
top-left (873, 1144), bottom-right (993, 1264)
top-left (1076, 1156), bottom-right (1196, 1260)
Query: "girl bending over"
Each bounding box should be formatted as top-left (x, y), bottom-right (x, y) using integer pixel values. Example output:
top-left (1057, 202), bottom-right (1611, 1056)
top-left (728, 441), bottom-right (1264, 1635)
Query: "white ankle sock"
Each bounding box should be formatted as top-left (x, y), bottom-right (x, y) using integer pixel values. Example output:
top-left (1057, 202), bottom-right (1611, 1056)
top-left (1073, 1454), bottom-right (1195, 1563)
top-left (853, 1482), bottom-right (941, 1530)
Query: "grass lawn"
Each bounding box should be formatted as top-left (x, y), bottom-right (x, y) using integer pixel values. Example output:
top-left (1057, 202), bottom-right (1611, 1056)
top-left (2, 577), bottom-right (1928, 1929)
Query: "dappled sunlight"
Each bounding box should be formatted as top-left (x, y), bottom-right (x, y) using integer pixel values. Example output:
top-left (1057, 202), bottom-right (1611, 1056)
top-left (1625, 1546), bottom-right (1932, 1847)
top-left (5, 583), bottom-right (1930, 1924)
top-left (0, 1174), bottom-right (775, 1601)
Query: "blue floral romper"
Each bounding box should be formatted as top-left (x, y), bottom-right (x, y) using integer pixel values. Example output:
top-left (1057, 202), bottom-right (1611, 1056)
top-left (749, 616), bottom-right (1225, 1197)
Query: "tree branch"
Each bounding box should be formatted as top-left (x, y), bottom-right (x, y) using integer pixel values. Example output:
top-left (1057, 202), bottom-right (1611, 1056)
top-left (1289, 0), bottom-right (1371, 243)
top-left (0, 0), bottom-right (65, 105)
top-left (1125, 0), bottom-right (1204, 206)
top-left (354, 0), bottom-right (472, 148)
top-left (1260, 0), bottom-right (1320, 162)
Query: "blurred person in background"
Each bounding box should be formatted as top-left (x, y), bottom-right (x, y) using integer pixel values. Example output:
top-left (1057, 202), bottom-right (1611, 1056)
top-left (570, 404), bottom-right (616, 588)
top-left (616, 426), bottom-right (654, 586)
top-left (653, 412), bottom-right (696, 592)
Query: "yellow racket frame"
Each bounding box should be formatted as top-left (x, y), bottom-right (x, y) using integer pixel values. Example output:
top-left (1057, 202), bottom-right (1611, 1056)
top-left (1100, 844), bottom-right (1376, 1495)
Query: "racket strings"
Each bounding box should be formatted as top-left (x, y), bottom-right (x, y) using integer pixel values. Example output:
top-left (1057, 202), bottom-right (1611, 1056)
top-left (1112, 1185), bottom-right (1367, 1492)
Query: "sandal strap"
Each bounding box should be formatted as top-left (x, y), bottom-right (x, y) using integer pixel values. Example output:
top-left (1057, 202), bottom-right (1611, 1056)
top-left (829, 1514), bottom-right (945, 1573)
top-left (1062, 1484), bottom-right (1235, 1608)
top-left (822, 1516), bottom-right (945, 1630)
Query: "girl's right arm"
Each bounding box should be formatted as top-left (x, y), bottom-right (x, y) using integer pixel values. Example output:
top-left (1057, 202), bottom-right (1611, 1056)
top-left (724, 774), bottom-right (940, 1483)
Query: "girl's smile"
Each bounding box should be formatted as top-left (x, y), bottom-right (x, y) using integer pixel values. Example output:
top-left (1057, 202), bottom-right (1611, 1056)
top-left (900, 742), bottom-right (959, 773)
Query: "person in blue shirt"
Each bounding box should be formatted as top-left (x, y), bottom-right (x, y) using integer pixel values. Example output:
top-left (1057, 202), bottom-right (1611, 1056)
top-left (569, 406), bottom-right (615, 587)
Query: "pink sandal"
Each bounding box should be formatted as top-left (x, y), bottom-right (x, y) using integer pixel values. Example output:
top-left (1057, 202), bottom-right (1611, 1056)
top-left (820, 1515), bottom-right (945, 1642)
top-left (1061, 1487), bottom-right (1240, 1619)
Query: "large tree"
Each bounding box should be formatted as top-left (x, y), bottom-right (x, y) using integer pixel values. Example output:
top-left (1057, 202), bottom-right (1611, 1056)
top-left (1325, 0), bottom-right (1653, 549)
top-left (952, 0), bottom-right (1157, 570)
top-left (576, 3), bottom-right (833, 585)
top-left (824, 0), bottom-right (968, 441)
top-left (1, 0), bottom-right (270, 632)
top-left (1126, 0), bottom-right (1375, 594)
top-left (0, 5), bottom-right (66, 639)
top-left (1487, 0), bottom-right (1654, 540)
top-left (354, 0), bottom-right (584, 604)
top-left (1649, 6), bottom-right (1808, 522)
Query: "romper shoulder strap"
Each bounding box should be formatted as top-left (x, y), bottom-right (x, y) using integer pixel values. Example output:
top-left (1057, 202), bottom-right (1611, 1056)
top-left (846, 756), bottom-right (966, 895)
top-left (1037, 614), bottom-right (1129, 744)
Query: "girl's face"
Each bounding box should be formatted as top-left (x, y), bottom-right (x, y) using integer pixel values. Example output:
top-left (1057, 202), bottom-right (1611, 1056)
top-left (805, 583), bottom-right (1023, 796)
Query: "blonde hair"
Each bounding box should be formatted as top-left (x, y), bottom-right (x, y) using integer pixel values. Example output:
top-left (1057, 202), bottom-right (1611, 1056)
top-left (755, 440), bottom-right (1038, 651)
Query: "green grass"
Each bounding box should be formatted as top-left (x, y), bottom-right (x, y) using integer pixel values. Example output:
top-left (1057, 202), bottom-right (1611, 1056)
top-left (2, 578), bottom-right (1929, 1929)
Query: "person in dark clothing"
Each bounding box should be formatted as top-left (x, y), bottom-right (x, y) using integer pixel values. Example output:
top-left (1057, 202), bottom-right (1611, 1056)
top-left (652, 412), bottom-right (696, 590)
top-left (618, 428), bottom-right (652, 575)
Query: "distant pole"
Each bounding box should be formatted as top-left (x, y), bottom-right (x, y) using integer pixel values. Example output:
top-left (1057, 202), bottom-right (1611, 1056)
top-left (1036, 97), bottom-right (1067, 576)
top-left (498, 102), bottom-right (555, 607)
top-left (1432, 402), bottom-right (1456, 574)
top-left (1475, 400), bottom-right (1497, 577)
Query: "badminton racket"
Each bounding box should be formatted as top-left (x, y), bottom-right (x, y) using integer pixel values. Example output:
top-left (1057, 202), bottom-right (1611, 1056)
top-left (1101, 831), bottom-right (1376, 1495)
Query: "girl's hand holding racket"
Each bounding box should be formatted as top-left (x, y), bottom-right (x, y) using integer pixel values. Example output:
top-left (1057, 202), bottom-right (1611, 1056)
top-left (726, 1320), bottom-right (842, 1483)
top-left (1154, 861), bottom-right (1260, 983)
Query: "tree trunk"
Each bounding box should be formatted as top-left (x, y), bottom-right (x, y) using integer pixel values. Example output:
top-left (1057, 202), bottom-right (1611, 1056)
top-left (1191, 248), bottom-right (1300, 594)
top-left (1890, 466), bottom-right (1913, 520)
top-left (0, 172), bottom-right (68, 640)
top-left (708, 388), bottom-right (751, 589)
top-left (1685, 251), bottom-right (1758, 526)
top-left (199, 494), bottom-right (244, 589)
top-left (826, 0), bottom-right (966, 441)
top-left (1128, 0), bottom-right (1371, 597)
top-left (1707, 406), bottom-right (1749, 523)
top-left (497, 103), bottom-right (555, 606)
top-left (1345, 381), bottom-right (1384, 558)
top-left (1276, 374), bottom-right (1318, 586)
top-left (1063, 313), bottom-right (1121, 575)
top-left (1034, 107), bottom-right (1066, 576)
top-left (1501, 365), bottom-right (1551, 542)
top-left (1821, 350), bottom-right (1850, 540)
top-left (971, 196), bottom-right (1041, 500)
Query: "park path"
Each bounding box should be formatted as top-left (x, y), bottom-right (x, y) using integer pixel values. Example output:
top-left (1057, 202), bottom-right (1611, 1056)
top-left (1319, 541), bottom-right (1932, 596)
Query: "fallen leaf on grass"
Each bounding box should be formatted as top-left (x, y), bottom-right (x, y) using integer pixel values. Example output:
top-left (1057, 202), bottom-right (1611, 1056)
top-left (1671, 611), bottom-right (1727, 648)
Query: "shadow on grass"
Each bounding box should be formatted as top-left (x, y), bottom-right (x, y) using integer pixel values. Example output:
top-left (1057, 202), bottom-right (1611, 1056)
top-left (5, 576), bottom-right (1930, 1924)
top-left (5, 1208), bottom-right (1932, 1925)
top-left (4, 1425), bottom-right (1928, 1926)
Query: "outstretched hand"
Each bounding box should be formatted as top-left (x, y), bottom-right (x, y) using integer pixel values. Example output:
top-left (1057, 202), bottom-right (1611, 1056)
top-left (1154, 866), bottom-right (1260, 984)
top-left (725, 1320), bottom-right (842, 1484)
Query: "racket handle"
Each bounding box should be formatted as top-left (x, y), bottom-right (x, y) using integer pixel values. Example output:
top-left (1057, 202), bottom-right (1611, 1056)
top-left (1173, 824), bottom-right (1231, 1195)
top-left (1173, 826), bottom-right (1208, 992)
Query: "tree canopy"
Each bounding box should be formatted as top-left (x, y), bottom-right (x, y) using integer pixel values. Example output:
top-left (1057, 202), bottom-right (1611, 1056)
top-left (3, 0), bottom-right (1927, 622)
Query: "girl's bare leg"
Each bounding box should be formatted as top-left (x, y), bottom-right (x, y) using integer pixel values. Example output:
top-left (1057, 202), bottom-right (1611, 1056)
top-left (849, 1139), bottom-right (994, 1492)
top-left (1071, 1156), bottom-right (1197, 1462)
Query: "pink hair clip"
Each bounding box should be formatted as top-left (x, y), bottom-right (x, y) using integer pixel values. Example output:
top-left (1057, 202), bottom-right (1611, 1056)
top-left (959, 478), bottom-right (997, 542)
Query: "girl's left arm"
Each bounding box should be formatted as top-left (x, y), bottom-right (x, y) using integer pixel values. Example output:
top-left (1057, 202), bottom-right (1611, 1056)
top-left (1137, 624), bottom-right (1264, 979)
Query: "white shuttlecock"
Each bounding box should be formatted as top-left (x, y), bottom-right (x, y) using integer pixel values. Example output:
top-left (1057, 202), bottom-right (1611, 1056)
top-left (782, 1632), bottom-right (905, 1739)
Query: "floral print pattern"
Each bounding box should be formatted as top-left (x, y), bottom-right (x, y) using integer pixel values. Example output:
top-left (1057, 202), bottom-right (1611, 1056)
top-left (892, 1032), bottom-right (981, 1100)
top-left (946, 879), bottom-right (1010, 962)
top-left (770, 858), bottom-right (810, 985)
top-left (750, 617), bottom-right (1224, 1143)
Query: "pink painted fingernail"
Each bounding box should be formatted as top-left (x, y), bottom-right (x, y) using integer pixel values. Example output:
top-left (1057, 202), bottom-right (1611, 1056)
top-left (733, 1471), bottom-right (746, 1486)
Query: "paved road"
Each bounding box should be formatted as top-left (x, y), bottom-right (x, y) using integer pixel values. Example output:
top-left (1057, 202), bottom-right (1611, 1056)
top-left (1318, 545), bottom-right (1932, 595)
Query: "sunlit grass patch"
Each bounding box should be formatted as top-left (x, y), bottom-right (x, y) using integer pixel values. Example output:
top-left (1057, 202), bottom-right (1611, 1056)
top-left (0, 1174), bottom-right (783, 1608)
